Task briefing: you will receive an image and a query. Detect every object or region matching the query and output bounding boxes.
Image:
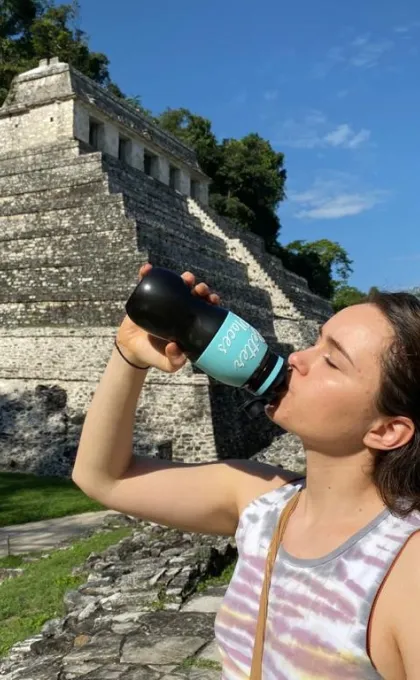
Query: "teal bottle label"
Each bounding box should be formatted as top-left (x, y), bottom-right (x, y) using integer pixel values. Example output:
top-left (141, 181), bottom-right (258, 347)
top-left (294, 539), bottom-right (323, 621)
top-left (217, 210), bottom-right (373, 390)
top-left (194, 312), bottom-right (268, 388)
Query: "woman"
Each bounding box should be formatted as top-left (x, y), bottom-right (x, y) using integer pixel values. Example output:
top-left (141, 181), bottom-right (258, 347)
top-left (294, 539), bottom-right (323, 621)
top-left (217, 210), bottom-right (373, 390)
top-left (73, 263), bottom-right (420, 679)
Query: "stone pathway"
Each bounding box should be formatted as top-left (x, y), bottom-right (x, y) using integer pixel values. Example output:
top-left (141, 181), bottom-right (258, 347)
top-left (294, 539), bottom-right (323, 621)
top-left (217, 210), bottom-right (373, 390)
top-left (0, 514), bottom-right (237, 679)
top-left (0, 511), bottom-right (120, 558)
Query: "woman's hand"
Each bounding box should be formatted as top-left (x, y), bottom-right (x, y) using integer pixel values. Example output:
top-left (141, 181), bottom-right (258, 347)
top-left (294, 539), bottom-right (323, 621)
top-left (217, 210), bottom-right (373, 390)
top-left (116, 263), bottom-right (221, 373)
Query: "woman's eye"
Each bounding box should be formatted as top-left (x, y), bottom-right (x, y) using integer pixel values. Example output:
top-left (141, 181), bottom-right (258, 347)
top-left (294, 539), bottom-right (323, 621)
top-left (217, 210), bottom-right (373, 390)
top-left (324, 355), bottom-right (338, 369)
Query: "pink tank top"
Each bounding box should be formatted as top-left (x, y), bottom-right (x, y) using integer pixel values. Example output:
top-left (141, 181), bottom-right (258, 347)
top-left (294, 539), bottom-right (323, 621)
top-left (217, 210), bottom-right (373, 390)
top-left (215, 479), bottom-right (420, 679)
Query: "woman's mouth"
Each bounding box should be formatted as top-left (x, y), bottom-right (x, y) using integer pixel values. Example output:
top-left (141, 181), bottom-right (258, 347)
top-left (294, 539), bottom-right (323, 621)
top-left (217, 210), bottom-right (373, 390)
top-left (266, 384), bottom-right (288, 410)
top-left (265, 368), bottom-right (292, 412)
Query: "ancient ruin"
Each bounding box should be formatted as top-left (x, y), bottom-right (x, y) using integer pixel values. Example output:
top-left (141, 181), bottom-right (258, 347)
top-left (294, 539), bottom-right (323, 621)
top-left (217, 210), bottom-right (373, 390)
top-left (0, 58), bottom-right (332, 477)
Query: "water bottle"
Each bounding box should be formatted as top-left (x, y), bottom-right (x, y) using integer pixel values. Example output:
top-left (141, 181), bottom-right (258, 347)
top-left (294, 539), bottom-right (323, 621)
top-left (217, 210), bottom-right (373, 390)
top-left (125, 267), bottom-right (287, 417)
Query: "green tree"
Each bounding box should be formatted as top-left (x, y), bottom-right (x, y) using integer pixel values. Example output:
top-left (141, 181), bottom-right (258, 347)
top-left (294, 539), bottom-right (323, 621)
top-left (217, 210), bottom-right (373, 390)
top-left (158, 108), bottom-right (221, 178)
top-left (279, 238), bottom-right (353, 299)
top-left (0, 0), bottom-right (132, 106)
top-left (30, 3), bottom-right (111, 83)
top-left (0, 0), bottom-right (43, 103)
top-left (121, 93), bottom-right (153, 118)
top-left (332, 285), bottom-right (368, 312)
top-left (0, 0), bottom-right (45, 39)
top-left (270, 242), bottom-right (334, 299)
top-left (158, 109), bottom-right (286, 244)
top-left (285, 239), bottom-right (353, 287)
top-left (214, 134), bottom-right (286, 243)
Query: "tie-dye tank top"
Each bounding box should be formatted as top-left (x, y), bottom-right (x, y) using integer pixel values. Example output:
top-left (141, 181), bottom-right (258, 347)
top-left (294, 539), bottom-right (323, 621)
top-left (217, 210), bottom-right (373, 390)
top-left (215, 478), bottom-right (420, 679)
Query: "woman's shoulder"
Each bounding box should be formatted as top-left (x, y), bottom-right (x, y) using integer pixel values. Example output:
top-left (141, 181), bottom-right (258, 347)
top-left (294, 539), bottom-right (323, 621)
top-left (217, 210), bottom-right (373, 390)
top-left (231, 459), bottom-right (305, 515)
top-left (234, 471), bottom-right (305, 548)
top-left (241, 473), bottom-right (305, 516)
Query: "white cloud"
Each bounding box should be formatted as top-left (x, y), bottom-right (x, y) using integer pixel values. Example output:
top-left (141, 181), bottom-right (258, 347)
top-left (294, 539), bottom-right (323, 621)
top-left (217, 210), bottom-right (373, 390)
top-left (277, 111), bottom-right (325, 149)
top-left (349, 34), bottom-right (394, 68)
top-left (305, 110), bottom-right (328, 125)
top-left (295, 194), bottom-right (377, 219)
top-left (312, 47), bottom-right (345, 78)
top-left (346, 128), bottom-right (371, 148)
top-left (289, 174), bottom-right (387, 220)
top-left (264, 89), bottom-right (279, 101)
top-left (324, 124), bottom-right (353, 147)
top-left (313, 33), bottom-right (393, 77)
top-left (277, 116), bottom-right (371, 150)
top-left (394, 21), bottom-right (420, 34)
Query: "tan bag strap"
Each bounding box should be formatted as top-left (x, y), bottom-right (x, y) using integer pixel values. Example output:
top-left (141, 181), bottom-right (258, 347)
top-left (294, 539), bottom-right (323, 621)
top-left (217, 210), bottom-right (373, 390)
top-left (250, 491), bottom-right (301, 680)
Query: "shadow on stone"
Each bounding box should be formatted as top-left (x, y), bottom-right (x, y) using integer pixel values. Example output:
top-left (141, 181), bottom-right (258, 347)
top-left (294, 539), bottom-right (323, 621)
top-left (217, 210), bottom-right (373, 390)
top-left (0, 387), bottom-right (81, 477)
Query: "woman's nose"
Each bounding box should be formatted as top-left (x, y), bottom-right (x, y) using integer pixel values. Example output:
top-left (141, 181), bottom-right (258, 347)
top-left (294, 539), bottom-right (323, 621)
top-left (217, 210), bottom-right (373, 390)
top-left (288, 349), bottom-right (310, 375)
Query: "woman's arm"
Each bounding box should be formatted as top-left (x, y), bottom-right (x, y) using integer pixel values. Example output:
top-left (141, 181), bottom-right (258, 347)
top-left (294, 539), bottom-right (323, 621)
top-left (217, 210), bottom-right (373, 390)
top-left (72, 264), bottom-right (298, 537)
top-left (72, 345), bottom-right (295, 536)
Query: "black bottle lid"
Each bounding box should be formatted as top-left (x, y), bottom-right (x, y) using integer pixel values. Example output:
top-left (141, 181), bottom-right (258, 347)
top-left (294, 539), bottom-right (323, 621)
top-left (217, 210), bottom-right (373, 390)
top-left (126, 267), bottom-right (228, 359)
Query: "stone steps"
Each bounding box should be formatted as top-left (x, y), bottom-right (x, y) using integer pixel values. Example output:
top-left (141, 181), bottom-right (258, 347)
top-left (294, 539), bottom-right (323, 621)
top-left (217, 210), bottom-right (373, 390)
top-left (151, 252), bottom-right (305, 322)
top-left (0, 522), bottom-right (231, 680)
top-left (154, 253), bottom-right (270, 310)
top-left (0, 258), bottom-right (140, 304)
top-left (0, 227), bottom-right (137, 271)
top-left (105, 157), bottom-right (180, 201)
top-left (141, 203), bottom-right (214, 238)
top-left (104, 175), bottom-right (255, 284)
top-left (0, 294), bottom-right (294, 331)
top-left (201, 204), bottom-right (332, 319)
top-left (135, 215), bottom-right (227, 260)
top-left (0, 325), bottom-right (284, 386)
top-left (193, 201), bottom-right (332, 322)
top-left (107, 168), bottom-right (205, 219)
top-left (128, 206), bottom-right (228, 257)
top-left (259, 260), bottom-right (332, 320)
top-left (0, 299), bottom-right (130, 327)
top-left (283, 285), bottom-right (331, 321)
top-left (0, 212), bottom-right (236, 289)
top-left (241, 236), bottom-right (329, 308)
top-left (0, 195), bottom-right (130, 242)
top-left (109, 179), bottom-right (186, 222)
top-left (0, 157), bottom-right (104, 197)
top-left (0, 329), bottom-right (184, 381)
top-left (144, 211), bottom-right (222, 251)
top-left (0, 140), bottom-right (81, 165)
top-left (0, 149), bottom-right (102, 179)
top-left (0, 179), bottom-right (111, 216)
top-left (83, 159), bottom-right (256, 275)
top-left (143, 233), bottom-right (248, 283)
top-left (195, 202), bottom-right (266, 255)
top-left (187, 200), bottom-right (305, 319)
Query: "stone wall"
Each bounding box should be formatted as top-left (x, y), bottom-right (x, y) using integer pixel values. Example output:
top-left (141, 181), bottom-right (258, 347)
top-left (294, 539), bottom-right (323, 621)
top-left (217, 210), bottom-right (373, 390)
top-left (0, 95), bottom-right (75, 155)
top-left (0, 63), bottom-right (332, 478)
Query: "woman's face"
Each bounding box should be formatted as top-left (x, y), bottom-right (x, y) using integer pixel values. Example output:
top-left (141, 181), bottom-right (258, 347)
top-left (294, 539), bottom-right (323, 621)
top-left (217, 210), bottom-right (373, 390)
top-left (266, 303), bottom-right (394, 455)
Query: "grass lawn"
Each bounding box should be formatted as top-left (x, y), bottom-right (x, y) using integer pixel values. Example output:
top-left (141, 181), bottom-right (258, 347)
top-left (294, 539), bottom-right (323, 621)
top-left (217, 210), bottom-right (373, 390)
top-left (0, 526), bottom-right (133, 658)
top-left (0, 472), bottom-right (106, 527)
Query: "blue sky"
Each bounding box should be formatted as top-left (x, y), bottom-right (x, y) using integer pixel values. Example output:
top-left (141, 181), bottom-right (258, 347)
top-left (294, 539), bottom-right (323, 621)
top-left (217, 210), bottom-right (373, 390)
top-left (77, 0), bottom-right (420, 293)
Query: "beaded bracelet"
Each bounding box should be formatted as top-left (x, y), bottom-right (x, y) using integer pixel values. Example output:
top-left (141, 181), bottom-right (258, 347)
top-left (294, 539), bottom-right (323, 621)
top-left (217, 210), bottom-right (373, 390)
top-left (114, 339), bottom-right (150, 371)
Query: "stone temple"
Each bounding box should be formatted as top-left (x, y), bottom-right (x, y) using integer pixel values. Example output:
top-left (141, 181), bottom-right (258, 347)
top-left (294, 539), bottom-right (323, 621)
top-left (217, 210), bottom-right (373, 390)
top-left (0, 58), bottom-right (332, 477)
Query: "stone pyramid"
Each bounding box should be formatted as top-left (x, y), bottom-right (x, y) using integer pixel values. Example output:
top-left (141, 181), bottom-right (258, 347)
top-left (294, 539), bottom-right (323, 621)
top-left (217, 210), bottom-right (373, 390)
top-left (0, 58), bottom-right (332, 476)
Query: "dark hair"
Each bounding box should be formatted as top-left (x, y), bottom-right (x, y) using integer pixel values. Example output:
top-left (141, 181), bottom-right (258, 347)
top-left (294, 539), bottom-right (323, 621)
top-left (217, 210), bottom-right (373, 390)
top-left (367, 289), bottom-right (420, 516)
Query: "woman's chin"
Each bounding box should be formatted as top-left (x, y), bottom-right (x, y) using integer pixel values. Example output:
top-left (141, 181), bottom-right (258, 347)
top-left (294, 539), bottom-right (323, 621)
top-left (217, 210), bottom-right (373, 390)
top-left (264, 399), bottom-right (285, 424)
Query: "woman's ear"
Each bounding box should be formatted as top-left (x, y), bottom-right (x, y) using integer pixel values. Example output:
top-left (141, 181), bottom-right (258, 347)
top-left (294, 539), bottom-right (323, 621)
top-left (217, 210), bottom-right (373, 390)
top-left (364, 416), bottom-right (415, 451)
